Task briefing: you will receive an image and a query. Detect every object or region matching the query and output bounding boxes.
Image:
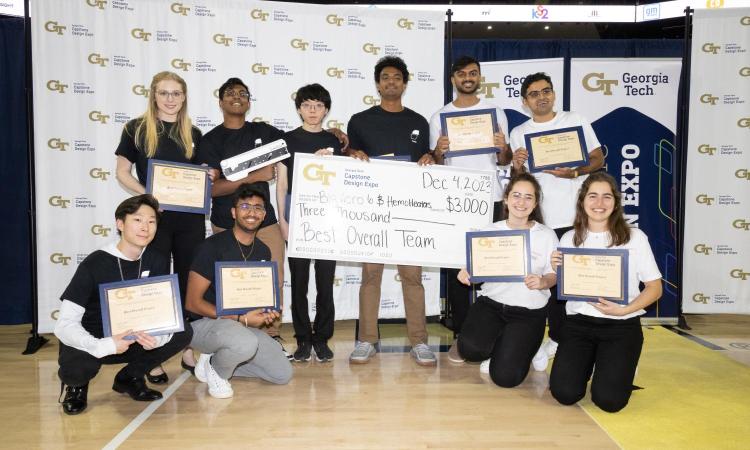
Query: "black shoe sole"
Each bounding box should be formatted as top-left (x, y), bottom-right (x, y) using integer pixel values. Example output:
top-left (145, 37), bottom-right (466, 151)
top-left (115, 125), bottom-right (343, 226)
top-left (181, 360), bottom-right (196, 375)
top-left (146, 372), bottom-right (169, 384)
top-left (62, 405), bottom-right (87, 415)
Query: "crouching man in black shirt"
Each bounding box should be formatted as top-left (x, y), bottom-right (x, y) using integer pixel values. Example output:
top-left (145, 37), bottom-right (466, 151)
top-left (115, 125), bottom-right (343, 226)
top-left (55, 195), bottom-right (193, 415)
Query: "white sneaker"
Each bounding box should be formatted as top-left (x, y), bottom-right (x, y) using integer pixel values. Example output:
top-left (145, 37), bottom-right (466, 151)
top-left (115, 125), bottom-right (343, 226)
top-left (204, 359), bottom-right (234, 399)
top-left (531, 340), bottom-right (558, 371)
top-left (544, 340), bottom-right (558, 358)
top-left (195, 353), bottom-right (212, 383)
top-left (479, 359), bottom-right (490, 374)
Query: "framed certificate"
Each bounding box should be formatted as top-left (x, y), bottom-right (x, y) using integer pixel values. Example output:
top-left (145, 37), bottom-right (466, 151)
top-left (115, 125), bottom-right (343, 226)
top-left (440, 109), bottom-right (499, 158)
top-left (146, 159), bottom-right (211, 214)
top-left (215, 261), bottom-right (280, 316)
top-left (465, 229), bottom-right (531, 282)
top-left (524, 126), bottom-right (589, 173)
top-left (557, 248), bottom-right (629, 304)
top-left (98, 274), bottom-right (184, 337)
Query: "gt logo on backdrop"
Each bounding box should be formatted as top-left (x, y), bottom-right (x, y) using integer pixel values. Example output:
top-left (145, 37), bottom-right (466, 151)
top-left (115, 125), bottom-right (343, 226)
top-left (251, 63), bottom-right (269, 75)
top-left (326, 120), bottom-right (344, 130)
top-left (250, 9), bottom-right (269, 21)
top-left (88, 53), bottom-right (109, 67)
top-left (290, 39), bottom-right (309, 51)
top-left (213, 34), bottom-right (232, 46)
top-left (692, 293), bottom-right (709, 304)
top-left (693, 244), bottom-right (712, 255)
top-left (132, 85), bottom-right (149, 97)
top-left (738, 118), bottom-right (750, 128)
top-left (363, 43), bottom-right (381, 55)
top-left (86, 0), bottom-right (107, 9)
top-left (476, 77), bottom-right (499, 99)
top-left (741, 16), bottom-right (750, 25)
top-left (44, 21), bottom-right (66, 35)
top-left (50, 253), bottom-right (72, 265)
top-left (582, 73), bottom-right (618, 95)
top-left (700, 94), bottom-right (719, 105)
top-left (730, 269), bottom-right (750, 280)
top-left (91, 225), bottom-right (111, 237)
top-left (131, 28), bottom-right (152, 41)
top-left (48, 138), bottom-right (69, 151)
top-left (740, 67), bottom-right (750, 77)
top-left (47, 80), bottom-right (68, 93)
top-left (696, 194), bottom-right (715, 205)
top-left (702, 43), bottom-right (721, 54)
top-left (171, 2), bottom-right (190, 15)
top-left (48, 195), bottom-right (71, 208)
top-left (303, 164), bottom-right (335, 185)
top-left (697, 144), bottom-right (716, 155)
top-left (733, 219), bottom-right (750, 230)
top-left (736, 169), bottom-right (750, 180)
top-left (90, 168), bottom-right (110, 181)
top-left (363, 95), bottom-right (380, 106)
top-left (89, 111), bottom-right (110, 124)
top-left (171, 58), bottom-right (191, 71)
top-left (397, 18), bottom-right (414, 30)
top-left (326, 14), bottom-right (343, 26)
top-left (327, 67), bottom-right (344, 79)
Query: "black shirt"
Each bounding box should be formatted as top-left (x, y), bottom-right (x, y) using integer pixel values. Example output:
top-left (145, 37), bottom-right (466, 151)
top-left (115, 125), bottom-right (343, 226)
top-left (200, 122), bottom-right (284, 229)
top-left (282, 127), bottom-right (342, 195)
top-left (60, 247), bottom-right (169, 338)
top-left (190, 229), bottom-right (272, 312)
top-left (347, 106), bottom-right (430, 162)
top-left (115, 119), bottom-right (203, 185)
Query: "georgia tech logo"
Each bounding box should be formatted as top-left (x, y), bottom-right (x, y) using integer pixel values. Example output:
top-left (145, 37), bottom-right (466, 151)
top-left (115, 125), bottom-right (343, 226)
top-left (733, 219), bottom-right (750, 230)
top-left (741, 16), bottom-right (750, 25)
top-left (327, 67), bottom-right (344, 78)
top-left (229, 268), bottom-right (246, 279)
top-left (582, 73), bottom-right (619, 95)
top-left (251, 117), bottom-right (267, 123)
top-left (114, 288), bottom-right (135, 300)
top-left (89, 168), bottom-right (111, 181)
top-left (730, 269), bottom-right (750, 280)
top-left (333, 277), bottom-right (342, 287)
top-left (91, 224), bottom-right (111, 237)
top-left (693, 244), bottom-right (712, 255)
top-left (697, 144), bottom-right (716, 155)
top-left (303, 163), bottom-right (335, 185)
top-left (450, 117), bottom-right (466, 127)
top-left (696, 194), bottom-right (715, 205)
top-left (692, 293), bottom-right (709, 304)
top-left (170, 2), bottom-right (190, 15)
top-left (50, 253), bottom-right (72, 265)
top-left (213, 34), bottom-right (232, 46)
top-left (48, 195), bottom-right (71, 208)
top-left (290, 39), bottom-right (309, 51)
top-left (86, 0), bottom-right (107, 9)
top-left (538, 136), bottom-right (554, 144)
top-left (89, 110), bottom-right (110, 124)
top-left (326, 120), bottom-right (344, 130)
top-left (397, 18), bottom-right (414, 30)
top-left (48, 138), bottom-right (70, 151)
top-left (160, 167), bottom-right (178, 179)
top-left (736, 169), bottom-right (750, 180)
top-left (171, 58), bottom-right (191, 71)
top-left (362, 95), bottom-right (380, 106)
top-left (571, 255), bottom-right (591, 265)
top-left (477, 77), bottom-right (500, 99)
top-left (362, 43), bottom-right (381, 55)
top-left (132, 84), bottom-right (149, 97)
top-left (44, 21), bottom-right (66, 35)
top-left (250, 8), bottom-right (269, 21)
top-left (88, 52), bottom-right (108, 67)
top-left (700, 94), bottom-right (719, 105)
top-left (477, 237), bottom-right (495, 248)
top-left (51, 310), bottom-right (60, 320)
top-left (46, 80), bottom-right (68, 93)
top-left (702, 43), bottom-right (721, 54)
top-left (131, 28), bottom-right (152, 41)
top-left (251, 63), bottom-right (269, 75)
top-left (213, 89), bottom-right (220, 99)
top-left (738, 118), bottom-right (750, 128)
top-left (326, 14), bottom-right (344, 26)
top-left (740, 67), bottom-right (750, 77)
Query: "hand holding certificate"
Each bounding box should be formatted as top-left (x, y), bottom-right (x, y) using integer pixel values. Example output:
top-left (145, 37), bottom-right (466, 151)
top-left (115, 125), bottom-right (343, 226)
top-left (440, 109), bottom-right (499, 158)
top-left (215, 262), bottom-right (280, 316)
top-left (146, 159), bottom-right (211, 214)
top-left (466, 230), bottom-right (531, 282)
top-left (524, 126), bottom-right (589, 173)
top-left (557, 248), bottom-right (629, 304)
top-left (98, 274), bottom-right (184, 337)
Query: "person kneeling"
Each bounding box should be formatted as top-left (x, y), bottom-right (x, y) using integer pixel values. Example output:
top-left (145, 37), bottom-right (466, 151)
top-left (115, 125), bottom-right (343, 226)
top-left (55, 195), bottom-right (193, 415)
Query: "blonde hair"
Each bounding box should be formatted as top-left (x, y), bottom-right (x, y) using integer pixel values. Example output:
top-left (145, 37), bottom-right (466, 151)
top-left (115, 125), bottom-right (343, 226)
top-left (133, 71), bottom-right (194, 159)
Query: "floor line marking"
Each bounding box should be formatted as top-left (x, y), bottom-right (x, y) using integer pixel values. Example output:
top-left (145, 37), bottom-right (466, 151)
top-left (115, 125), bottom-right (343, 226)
top-left (103, 370), bottom-right (191, 450)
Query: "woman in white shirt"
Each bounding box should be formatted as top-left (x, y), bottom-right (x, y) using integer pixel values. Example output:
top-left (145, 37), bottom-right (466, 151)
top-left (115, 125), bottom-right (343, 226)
top-left (456, 173), bottom-right (558, 387)
top-left (549, 172), bottom-right (662, 412)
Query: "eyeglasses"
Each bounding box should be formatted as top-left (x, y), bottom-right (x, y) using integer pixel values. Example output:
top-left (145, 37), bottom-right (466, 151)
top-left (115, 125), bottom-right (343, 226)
top-left (156, 90), bottom-right (184, 100)
top-left (525, 88), bottom-right (553, 99)
top-left (225, 89), bottom-right (250, 99)
top-left (509, 192), bottom-right (535, 201)
top-left (236, 203), bottom-right (266, 213)
top-left (300, 102), bottom-right (326, 111)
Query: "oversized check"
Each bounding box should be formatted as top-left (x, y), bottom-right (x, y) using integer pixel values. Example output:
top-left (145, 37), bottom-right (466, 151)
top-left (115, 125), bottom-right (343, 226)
top-left (287, 155), bottom-right (494, 268)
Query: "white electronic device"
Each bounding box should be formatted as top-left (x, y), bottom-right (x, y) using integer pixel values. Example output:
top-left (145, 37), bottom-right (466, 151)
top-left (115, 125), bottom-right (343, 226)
top-left (220, 139), bottom-right (290, 182)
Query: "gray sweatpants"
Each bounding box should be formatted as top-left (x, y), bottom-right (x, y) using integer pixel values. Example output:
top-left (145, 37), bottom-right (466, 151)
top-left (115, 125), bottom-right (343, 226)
top-left (190, 318), bottom-right (293, 384)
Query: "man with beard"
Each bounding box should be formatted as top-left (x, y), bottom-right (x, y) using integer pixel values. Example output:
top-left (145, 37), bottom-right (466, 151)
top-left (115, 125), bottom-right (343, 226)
top-left (429, 56), bottom-right (512, 364)
top-left (185, 184), bottom-right (293, 399)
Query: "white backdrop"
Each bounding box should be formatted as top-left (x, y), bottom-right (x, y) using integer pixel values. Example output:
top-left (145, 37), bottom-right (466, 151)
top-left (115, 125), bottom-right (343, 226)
top-left (683, 8), bottom-right (750, 314)
top-left (32, 0), bottom-right (444, 332)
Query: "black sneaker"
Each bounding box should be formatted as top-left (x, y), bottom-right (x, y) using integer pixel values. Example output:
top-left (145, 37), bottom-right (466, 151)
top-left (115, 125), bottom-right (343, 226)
top-left (272, 335), bottom-right (294, 360)
top-left (313, 341), bottom-right (334, 362)
top-left (293, 341), bottom-right (312, 362)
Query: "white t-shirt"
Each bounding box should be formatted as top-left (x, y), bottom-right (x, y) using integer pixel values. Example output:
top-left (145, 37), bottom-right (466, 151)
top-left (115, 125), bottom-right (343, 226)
top-left (429, 99), bottom-right (510, 202)
top-left (478, 220), bottom-right (559, 310)
top-left (509, 111), bottom-right (601, 228)
top-left (560, 227), bottom-right (662, 320)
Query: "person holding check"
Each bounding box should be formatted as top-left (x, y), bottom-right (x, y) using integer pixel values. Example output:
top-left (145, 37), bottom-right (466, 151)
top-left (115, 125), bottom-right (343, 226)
top-left (509, 72), bottom-right (604, 372)
top-left (548, 172), bottom-right (662, 413)
top-left (185, 183), bottom-right (292, 399)
top-left (55, 195), bottom-right (193, 415)
top-left (455, 173), bottom-right (558, 387)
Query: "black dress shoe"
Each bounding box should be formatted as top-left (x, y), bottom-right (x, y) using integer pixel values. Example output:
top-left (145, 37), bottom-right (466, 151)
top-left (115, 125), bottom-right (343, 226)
top-left (60, 382), bottom-right (88, 415)
top-left (146, 365), bottom-right (169, 384)
top-left (181, 359), bottom-right (195, 375)
top-left (112, 373), bottom-right (163, 401)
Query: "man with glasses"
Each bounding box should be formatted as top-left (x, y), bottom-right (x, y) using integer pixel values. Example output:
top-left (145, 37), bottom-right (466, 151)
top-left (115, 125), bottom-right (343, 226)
top-left (185, 183), bottom-right (293, 399)
top-left (509, 72), bottom-right (604, 371)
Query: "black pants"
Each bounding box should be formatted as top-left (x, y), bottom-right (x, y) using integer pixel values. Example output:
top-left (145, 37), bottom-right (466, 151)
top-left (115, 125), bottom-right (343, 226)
top-left (289, 257), bottom-right (336, 343)
top-left (149, 210), bottom-right (205, 301)
top-left (547, 225), bottom-right (573, 342)
top-left (446, 201), bottom-right (505, 334)
top-left (550, 315), bottom-right (643, 413)
top-left (457, 296), bottom-right (546, 388)
top-left (58, 327), bottom-right (192, 387)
